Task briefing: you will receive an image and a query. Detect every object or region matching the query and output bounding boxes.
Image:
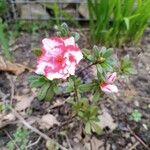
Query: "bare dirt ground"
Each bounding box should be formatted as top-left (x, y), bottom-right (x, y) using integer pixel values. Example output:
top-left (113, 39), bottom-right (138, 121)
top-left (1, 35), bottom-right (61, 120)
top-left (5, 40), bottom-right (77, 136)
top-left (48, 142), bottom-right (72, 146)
top-left (0, 27), bottom-right (150, 150)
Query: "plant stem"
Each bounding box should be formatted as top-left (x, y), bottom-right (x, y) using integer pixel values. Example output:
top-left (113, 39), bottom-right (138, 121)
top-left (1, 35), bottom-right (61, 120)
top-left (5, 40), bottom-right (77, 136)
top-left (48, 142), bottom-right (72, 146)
top-left (73, 78), bottom-right (79, 101)
top-left (76, 62), bottom-right (96, 75)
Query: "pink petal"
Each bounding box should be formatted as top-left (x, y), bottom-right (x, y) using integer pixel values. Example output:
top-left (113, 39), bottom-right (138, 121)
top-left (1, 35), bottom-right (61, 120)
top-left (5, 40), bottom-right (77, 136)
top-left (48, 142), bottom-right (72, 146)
top-left (106, 72), bottom-right (117, 83)
top-left (101, 84), bottom-right (118, 94)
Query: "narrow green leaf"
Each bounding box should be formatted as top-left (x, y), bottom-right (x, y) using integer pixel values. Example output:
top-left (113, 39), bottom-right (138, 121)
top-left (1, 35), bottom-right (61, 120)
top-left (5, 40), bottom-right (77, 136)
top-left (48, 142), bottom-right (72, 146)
top-left (103, 48), bottom-right (113, 58)
top-left (96, 64), bottom-right (103, 74)
top-left (93, 90), bottom-right (101, 102)
top-left (123, 17), bottom-right (130, 30)
top-left (78, 83), bottom-right (96, 93)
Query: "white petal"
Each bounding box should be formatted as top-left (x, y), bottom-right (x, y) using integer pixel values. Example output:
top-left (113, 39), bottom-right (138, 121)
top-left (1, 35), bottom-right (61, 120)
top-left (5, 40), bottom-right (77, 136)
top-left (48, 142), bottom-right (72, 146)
top-left (35, 62), bottom-right (47, 75)
top-left (46, 72), bottom-right (64, 80)
top-left (42, 38), bottom-right (60, 52)
top-left (64, 37), bottom-right (75, 46)
top-left (67, 64), bottom-right (76, 75)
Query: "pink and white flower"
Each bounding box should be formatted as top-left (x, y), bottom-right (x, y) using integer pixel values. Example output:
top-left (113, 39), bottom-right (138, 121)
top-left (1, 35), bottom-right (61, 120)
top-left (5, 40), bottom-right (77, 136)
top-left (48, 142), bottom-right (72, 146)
top-left (35, 36), bottom-right (83, 80)
top-left (100, 72), bottom-right (118, 94)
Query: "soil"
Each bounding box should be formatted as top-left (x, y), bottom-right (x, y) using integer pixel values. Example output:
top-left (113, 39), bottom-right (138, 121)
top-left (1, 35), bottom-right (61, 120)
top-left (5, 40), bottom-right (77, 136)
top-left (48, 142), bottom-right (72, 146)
top-left (0, 26), bottom-right (150, 150)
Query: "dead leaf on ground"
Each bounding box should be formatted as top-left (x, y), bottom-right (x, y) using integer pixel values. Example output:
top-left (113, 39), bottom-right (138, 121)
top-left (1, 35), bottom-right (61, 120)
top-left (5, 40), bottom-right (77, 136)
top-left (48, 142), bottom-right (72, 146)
top-left (90, 136), bottom-right (104, 150)
top-left (38, 114), bottom-right (60, 129)
top-left (98, 107), bottom-right (117, 131)
top-left (46, 140), bottom-right (57, 150)
top-left (15, 94), bottom-right (36, 111)
top-left (0, 55), bottom-right (33, 75)
top-left (123, 88), bottom-right (137, 101)
top-left (0, 113), bottom-right (16, 128)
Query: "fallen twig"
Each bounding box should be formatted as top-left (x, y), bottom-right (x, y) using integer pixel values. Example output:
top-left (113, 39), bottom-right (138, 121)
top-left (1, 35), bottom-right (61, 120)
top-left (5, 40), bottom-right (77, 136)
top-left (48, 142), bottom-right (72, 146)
top-left (11, 108), bottom-right (68, 150)
top-left (26, 136), bottom-right (41, 148)
top-left (6, 73), bottom-right (15, 104)
top-left (127, 126), bottom-right (149, 150)
top-left (129, 142), bottom-right (139, 150)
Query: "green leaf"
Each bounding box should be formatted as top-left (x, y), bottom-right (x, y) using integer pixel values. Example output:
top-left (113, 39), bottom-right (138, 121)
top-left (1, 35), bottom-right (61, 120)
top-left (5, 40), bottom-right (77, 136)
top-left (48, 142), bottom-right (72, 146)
top-left (33, 48), bottom-right (42, 57)
top-left (96, 64), bottom-right (103, 74)
top-left (91, 122), bottom-right (102, 134)
top-left (45, 87), bottom-right (55, 101)
top-left (37, 83), bottom-right (50, 100)
top-left (28, 75), bottom-right (42, 82)
top-left (85, 122), bottom-right (92, 134)
top-left (120, 55), bottom-right (134, 74)
top-left (71, 32), bottom-right (80, 41)
top-left (93, 90), bottom-right (101, 102)
top-left (82, 48), bottom-right (95, 61)
top-left (101, 62), bottom-right (113, 72)
top-left (130, 109), bottom-right (142, 122)
top-left (61, 22), bottom-right (69, 31)
top-left (123, 17), bottom-right (130, 30)
top-left (100, 47), bottom-right (107, 55)
top-left (53, 86), bottom-right (60, 94)
top-left (103, 48), bottom-right (113, 58)
top-left (78, 83), bottom-right (96, 93)
top-left (30, 79), bottom-right (46, 88)
top-left (93, 45), bottom-right (100, 58)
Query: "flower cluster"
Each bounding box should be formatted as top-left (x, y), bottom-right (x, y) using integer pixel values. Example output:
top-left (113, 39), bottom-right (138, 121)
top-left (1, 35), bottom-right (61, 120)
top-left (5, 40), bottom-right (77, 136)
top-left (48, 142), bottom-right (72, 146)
top-left (35, 37), bottom-right (83, 80)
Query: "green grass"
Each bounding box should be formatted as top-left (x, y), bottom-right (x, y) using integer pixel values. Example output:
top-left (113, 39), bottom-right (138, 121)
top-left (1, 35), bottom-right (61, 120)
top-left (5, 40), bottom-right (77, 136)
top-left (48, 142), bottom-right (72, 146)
top-left (0, 18), bottom-right (12, 61)
top-left (87, 0), bottom-right (150, 47)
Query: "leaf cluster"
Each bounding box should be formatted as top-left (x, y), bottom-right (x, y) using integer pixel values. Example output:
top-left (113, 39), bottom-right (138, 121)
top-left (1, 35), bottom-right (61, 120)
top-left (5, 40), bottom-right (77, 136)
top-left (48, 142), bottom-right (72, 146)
top-left (56, 22), bottom-right (80, 41)
top-left (69, 99), bottom-right (101, 134)
top-left (6, 127), bottom-right (29, 150)
top-left (28, 75), bottom-right (59, 101)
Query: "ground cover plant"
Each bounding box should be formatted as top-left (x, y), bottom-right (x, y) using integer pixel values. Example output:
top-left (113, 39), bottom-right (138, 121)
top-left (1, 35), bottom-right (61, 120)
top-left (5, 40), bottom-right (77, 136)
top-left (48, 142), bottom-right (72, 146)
top-left (87, 0), bottom-right (150, 46)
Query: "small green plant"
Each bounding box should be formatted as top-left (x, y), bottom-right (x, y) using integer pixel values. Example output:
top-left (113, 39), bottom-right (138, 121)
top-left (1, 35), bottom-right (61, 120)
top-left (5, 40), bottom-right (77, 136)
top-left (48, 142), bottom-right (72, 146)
top-left (29, 23), bottom-right (133, 135)
top-left (87, 0), bottom-right (150, 46)
top-left (11, 20), bottom-right (51, 33)
top-left (0, 18), bottom-right (12, 60)
top-left (6, 127), bottom-right (29, 150)
top-left (45, 2), bottom-right (79, 27)
top-left (0, 0), bottom-right (8, 17)
top-left (130, 109), bottom-right (142, 122)
top-left (119, 55), bottom-right (135, 74)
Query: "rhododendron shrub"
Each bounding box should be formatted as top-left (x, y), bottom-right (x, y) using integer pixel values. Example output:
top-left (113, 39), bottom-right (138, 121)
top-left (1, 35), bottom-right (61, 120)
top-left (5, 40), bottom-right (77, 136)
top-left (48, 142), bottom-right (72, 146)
top-left (29, 23), bottom-right (133, 134)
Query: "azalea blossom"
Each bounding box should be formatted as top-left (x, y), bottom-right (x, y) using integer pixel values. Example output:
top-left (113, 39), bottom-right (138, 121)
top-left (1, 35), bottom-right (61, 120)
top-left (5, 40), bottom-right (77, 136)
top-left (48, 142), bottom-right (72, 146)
top-left (100, 72), bottom-right (118, 93)
top-left (35, 36), bottom-right (83, 80)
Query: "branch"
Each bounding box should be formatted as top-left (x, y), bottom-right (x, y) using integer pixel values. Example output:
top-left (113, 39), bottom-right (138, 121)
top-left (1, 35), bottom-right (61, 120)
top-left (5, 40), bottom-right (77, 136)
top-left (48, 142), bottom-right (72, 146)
top-left (76, 62), bottom-right (95, 75)
top-left (127, 126), bottom-right (149, 149)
